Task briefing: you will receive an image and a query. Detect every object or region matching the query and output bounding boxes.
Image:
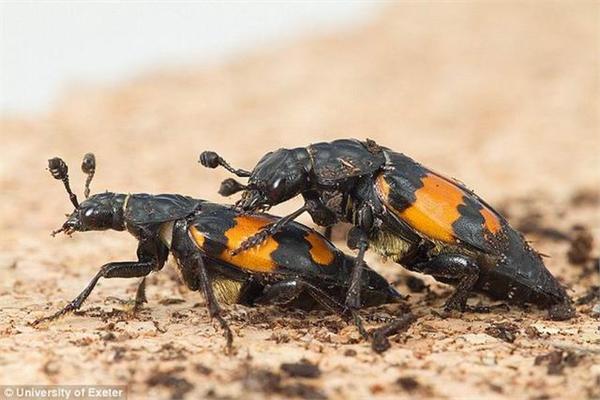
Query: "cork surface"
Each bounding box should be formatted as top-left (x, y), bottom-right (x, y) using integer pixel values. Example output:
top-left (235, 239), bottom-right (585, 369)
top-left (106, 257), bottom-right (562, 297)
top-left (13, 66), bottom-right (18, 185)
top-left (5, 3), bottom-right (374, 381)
top-left (1, 3), bottom-right (599, 399)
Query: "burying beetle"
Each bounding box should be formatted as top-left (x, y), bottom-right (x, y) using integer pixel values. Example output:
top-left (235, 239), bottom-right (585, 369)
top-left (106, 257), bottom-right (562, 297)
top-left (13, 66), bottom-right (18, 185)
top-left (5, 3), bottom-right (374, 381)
top-left (200, 138), bottom-right (575, 320)
top-left (34, 153), bottom-right (405, 352)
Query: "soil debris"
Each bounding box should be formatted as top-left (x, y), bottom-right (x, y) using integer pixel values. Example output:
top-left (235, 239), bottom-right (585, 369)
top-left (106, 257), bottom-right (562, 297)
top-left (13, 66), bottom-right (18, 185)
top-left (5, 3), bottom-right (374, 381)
top-left (568, 226), bottom-right (594, 265)
top-left (344, 349), bottom-right (357, 357)
top-left (370, 313), bottom-right (417, 353)
top-left (194, 363), bottom-right (213, 375)
top-left (485, 322), bottom-right (519, 343)
top-left (158, 342), bottom-right (188, 361)
top-left (159, 298), bottom-right (187, 305)
top-left (515, 213), bottom-right (570, 242)
top-left (570, 188), bottom-right (600, 207)
top-left (396, 376), bottom-right (420, 392)
top-left (534, 350), bottom-right (584, 376)
top-left (281, 360), bottom-right (321, 378)
top-left (241, 367), bottom-right (326, 399)
top-left (406, 276), bottom-right (427, 293)
top-left (576, 286), bottom-right (600, 305)
top-left (146, 368), bottom-right (194, 400)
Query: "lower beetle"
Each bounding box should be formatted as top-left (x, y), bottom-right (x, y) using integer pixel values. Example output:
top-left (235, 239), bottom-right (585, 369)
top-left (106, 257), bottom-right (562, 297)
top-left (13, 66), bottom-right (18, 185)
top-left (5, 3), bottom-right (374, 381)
top-left (199, 139), bottom-right (575, 320)
top-left (34, 154), bottom-right (403, 351)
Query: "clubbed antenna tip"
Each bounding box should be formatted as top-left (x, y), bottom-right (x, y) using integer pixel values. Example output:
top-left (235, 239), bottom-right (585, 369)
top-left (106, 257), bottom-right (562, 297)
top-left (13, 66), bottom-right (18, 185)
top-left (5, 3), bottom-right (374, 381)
top-left (48, 156), bottom-right (79, 208)
top-left (81, 153), bottom-right (96, 198)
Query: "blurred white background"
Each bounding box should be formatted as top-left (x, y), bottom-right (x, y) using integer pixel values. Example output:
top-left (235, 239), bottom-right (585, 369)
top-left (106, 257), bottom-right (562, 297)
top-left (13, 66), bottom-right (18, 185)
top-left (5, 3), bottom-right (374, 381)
top-left (0, 1), bottom-right (377, 114)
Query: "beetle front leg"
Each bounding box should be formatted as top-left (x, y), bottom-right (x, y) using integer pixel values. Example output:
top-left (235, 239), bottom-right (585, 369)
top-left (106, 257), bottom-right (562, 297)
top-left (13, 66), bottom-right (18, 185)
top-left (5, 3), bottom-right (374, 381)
top-left (233, 196), bottom-right (336, 254)
top-left (413, 253), bottom-right (480, 312)
top-left (303, 194), bottom-right (337, 228)
top-left (32, 260), bottom-right (156, 326)
top-left (232, 204), bottom-right (311, 255)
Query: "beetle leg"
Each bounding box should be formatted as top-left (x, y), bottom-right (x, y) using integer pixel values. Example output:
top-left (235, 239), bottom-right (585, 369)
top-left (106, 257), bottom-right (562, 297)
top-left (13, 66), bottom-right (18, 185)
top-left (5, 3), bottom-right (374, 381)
top-left (32, 260), bottom-right (156, 326)
top-left (199, 151), bottom-right (252, 177)
top-left (257, 278), bottom-right (368, 340)
top-left (233, 196), bottom-right (336, 254)
top-left (232, 204), bottom-right (308, 255)
top-left (345, 227), bottom-right (369, 311)
top-left (254, 280), bottom-right (307, 305)
top-left (170, 225), bottom-right (234, 352)
top-left (322, 226), bottom-right (333, 241)
top-left (189, 254), bottom-right (234, 353)
top-left (412, 253), bottom-right (480, 312)
top-left (303, 194), bottom-right (337, 227)
top-left (302, 280), bottom-right (369, 340)
top-left (132, 277), bottom-right (148, 313)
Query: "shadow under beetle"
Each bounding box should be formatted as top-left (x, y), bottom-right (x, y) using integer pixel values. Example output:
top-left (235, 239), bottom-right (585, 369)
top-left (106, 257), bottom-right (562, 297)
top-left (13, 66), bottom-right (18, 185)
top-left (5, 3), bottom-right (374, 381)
top-left (34, 153), bottom-right (403, 352)
top-left (200, 138), bottom-right (575, 320)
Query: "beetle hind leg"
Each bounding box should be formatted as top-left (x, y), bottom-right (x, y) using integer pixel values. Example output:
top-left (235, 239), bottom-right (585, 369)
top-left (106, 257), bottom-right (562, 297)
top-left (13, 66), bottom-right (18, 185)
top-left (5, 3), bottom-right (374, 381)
top-left (254, 280), bottom-right (306, 306)
top-left (257, 279), bottom-right (369, 340)
top-left (345, 227), bottom-right (370, 311)
top-left (190, 255), bottom-right (234, 354)
top-left (412, 253), bottom-right (480, 312)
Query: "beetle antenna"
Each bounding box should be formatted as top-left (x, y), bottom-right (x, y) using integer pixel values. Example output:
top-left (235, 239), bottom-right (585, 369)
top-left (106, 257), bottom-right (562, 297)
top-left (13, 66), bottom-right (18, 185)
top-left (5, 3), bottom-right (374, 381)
top-left (219, 178), bottom-right (247, 196)
top-left (81, 152), bottom-right (96, 198)
top-left (48, 157), bottom-right (79, 208)
top-left (199, 151), bottom-right (252, 177)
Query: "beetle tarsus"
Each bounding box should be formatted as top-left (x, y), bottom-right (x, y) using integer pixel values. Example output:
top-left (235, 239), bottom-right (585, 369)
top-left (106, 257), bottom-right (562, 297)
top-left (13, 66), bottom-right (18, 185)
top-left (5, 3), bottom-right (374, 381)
top-left (133, 277), bottom-right (148, 314)
top-left (232, 229), bottom-right (271, 255)
top-left (31, 301), bottom-right (78, 326)
top-left (214, 313), bottom-right (234, 354)
top-left (232, 205), bottom-right (309, 255)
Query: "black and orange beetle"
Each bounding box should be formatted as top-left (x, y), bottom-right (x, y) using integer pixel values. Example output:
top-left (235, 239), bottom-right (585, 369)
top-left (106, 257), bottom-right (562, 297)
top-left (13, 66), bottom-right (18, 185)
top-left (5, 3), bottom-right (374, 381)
top-left (35, 154), bottom-right (402, 351)
top-left (200, 138), bottom-right (575, 320)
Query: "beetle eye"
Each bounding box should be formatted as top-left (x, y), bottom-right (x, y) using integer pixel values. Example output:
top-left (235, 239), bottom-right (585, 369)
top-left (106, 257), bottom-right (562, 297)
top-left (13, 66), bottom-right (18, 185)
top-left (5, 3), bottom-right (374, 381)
top-left (84, 208), bottom-right (94, 217)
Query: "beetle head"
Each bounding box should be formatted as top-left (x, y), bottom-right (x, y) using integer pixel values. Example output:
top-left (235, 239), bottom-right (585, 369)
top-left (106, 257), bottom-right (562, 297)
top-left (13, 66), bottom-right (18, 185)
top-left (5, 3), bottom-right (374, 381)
top-left (49, 154), bottom-right (126, 235)
top-left (61, 192), bottom-right (126, 234)
top-left (234, 149), bottom-right (309, 211)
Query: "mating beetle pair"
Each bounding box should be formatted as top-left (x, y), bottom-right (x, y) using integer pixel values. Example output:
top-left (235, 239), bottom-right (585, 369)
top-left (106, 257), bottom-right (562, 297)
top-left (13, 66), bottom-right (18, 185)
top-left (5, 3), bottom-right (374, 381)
top-left (201, 138), bottom-right (575, 320)
top-left (36, 154), bottom-right (403, 351)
